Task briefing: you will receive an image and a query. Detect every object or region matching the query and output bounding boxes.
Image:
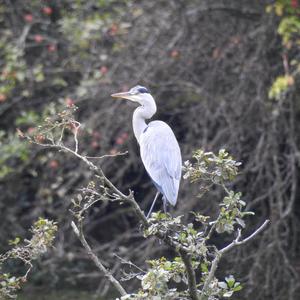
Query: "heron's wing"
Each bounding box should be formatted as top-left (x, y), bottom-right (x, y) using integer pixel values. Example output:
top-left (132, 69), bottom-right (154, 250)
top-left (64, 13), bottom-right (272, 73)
top-left (140, 121), bottom-right (182, 206)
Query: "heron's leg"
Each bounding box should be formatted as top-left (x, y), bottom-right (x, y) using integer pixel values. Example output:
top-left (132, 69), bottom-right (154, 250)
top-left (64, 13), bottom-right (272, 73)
top-left (146, 191), bottom-right (160, 219)
top-left (163, 198), bottom-right (168, 214)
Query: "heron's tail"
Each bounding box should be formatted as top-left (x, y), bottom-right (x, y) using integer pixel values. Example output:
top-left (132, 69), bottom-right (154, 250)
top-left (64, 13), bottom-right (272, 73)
top-left (162, 177), bottom-right (179, 206)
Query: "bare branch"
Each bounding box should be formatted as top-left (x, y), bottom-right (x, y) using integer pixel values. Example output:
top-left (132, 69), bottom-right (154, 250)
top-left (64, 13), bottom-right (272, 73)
top-left (33, 140), bottom-right (149, 226)
top-left (114, 253), bottom-right (145, 273)
top-left (86, 150), bottom-right (128, 159)
top-left (220, 219), bottom-right (270, 254)
top-left (200, 220), bottom-right (270, 300)
top-left (71, 221), bottom-right (127, 296)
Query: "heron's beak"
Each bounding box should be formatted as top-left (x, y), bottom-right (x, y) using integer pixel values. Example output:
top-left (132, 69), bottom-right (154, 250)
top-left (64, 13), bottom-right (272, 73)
top-left (111, 91), bottom-right (135, 101)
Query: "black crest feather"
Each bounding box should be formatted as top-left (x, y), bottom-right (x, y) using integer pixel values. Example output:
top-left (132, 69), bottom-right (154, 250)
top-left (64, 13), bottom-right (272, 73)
top-left (137, 86), bottom-right (149, 94)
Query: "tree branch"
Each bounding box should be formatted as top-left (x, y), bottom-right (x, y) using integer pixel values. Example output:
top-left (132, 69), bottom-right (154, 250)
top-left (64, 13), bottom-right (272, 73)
top-left (71, 221), bottom-right (127, 296)
top-left (34, 139), bottom-right (269, 300)
top-left (200, 220), bottom-right (269, 300)
top-left (179, 249), bottom-right (199, 300)
top-left (35, 142), bottom-right (149, 227)
top-left (220, 219), bottom-right (270, 254)
top-left (34, 140), bottom-right (208, 299)
top-left (35, 140), bottom-right (203, 300)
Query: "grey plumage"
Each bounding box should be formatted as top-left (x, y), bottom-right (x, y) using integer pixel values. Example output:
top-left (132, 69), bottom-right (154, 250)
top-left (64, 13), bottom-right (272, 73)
top-left (111, 85), bottom-right (182, 216)
top-left (140, 120), bottom-right (181, 206)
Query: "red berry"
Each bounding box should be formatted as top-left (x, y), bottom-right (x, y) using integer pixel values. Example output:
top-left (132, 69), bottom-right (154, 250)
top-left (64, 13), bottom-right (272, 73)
top-left (48, 44), bottom-right (57, 52)
top-left (49, 160), bottom-right (59, 169)
top-left (170, 49), bottom-right (180, 58)
top-left (121, 132), bottom-right (129, 140)
top-left (65, 97), bottom-right (74, 107)
top-left (34, 35), bottom-right (43, 43)
top-left (291, 0), bottom-right (298, 8)
top-left (100, 66), bottom-right (108, 75)
top-left (42, 6), bottom-right (53, 15)
top-left (91, 141), bottom-right (99, 149)
top-left (109, 24), bottom-right (118, 36)
top-left (27, 127), bottom-right (35, 135)
top-left (0, 94), bottom-right (6, 102)
top-left (24, 14), bottom-right (33, 23)
top-left (35, 134), bottom-right (45, 143)
top-left (116, 137), bottom-right (124, 145)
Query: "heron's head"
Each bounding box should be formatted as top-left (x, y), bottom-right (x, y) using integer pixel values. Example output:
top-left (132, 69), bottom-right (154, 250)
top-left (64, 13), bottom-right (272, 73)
top-left (111, 85), bottom-right (153, 106)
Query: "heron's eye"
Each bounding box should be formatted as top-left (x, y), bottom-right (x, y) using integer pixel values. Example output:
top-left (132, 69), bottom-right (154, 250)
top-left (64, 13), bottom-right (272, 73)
top-left (137, 87), bottom-right (149, 94)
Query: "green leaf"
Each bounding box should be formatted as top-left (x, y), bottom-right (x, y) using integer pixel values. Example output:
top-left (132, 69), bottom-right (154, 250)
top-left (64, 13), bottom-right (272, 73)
top-left (201, 263), bottom-right (208, 273)
top-left (225, 275), bottom-right (235, 288)
top-left (233, 284), bottom-right (243, 292)
top-left (8, 237), bottom-right (21, 246)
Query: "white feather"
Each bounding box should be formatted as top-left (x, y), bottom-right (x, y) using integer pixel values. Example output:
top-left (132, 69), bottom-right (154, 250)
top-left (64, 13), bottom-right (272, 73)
top-left (140, 121), bottom-right (182, 206)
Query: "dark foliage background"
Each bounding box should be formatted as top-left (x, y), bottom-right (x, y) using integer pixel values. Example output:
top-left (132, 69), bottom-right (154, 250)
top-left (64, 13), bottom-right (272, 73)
top-left (0, 0), bottom-right (299, 299)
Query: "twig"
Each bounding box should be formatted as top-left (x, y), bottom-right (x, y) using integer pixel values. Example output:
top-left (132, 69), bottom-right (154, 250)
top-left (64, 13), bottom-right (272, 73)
top-left (34, 141), bottom-right (149, 226)
top-left (206, 215), bottom-right (221, 240)
top-left (71, 120), bottom-right (81, 153)
top-left (86, 151), bottom-right (128, 159)
top-left (200, 220), bottom-right (270, 300)
top-left (18, 24), bottom-right (31, 49)
top-left (114, 253), bottom-right (145, 273)
top-left (23, 264), bottom-right (33, 281)
top-left (179, 249), bottom-right (199, 300)
top-left (220, 219), bottom-right (270, 254)
top-left (71, 221), bottom-right (127, 296)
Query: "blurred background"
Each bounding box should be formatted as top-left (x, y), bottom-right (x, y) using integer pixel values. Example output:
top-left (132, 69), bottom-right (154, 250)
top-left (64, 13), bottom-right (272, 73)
top-left (0, 0), bottom-right (300, 299)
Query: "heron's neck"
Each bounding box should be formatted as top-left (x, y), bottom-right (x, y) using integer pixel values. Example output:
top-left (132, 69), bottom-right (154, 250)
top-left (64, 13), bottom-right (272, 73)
top-left (133, 97), bottom-right (157, 144)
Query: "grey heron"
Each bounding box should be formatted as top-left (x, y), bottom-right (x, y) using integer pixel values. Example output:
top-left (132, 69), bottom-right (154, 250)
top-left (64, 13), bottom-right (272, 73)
top-left (111, 85), bottom-right (182, 218)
